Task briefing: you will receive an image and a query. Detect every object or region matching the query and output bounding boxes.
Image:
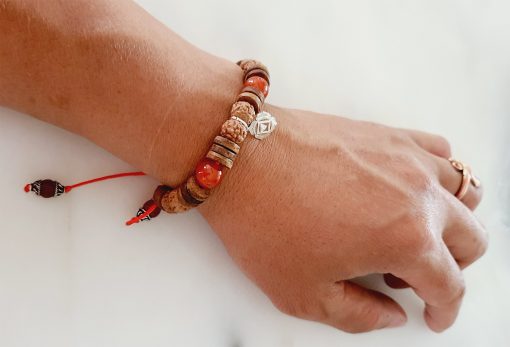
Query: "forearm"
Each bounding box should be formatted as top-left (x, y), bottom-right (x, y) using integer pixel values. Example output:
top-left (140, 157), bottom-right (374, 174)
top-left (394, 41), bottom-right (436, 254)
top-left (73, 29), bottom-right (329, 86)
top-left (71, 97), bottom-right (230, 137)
top-left (0, 0), bottom-right (245, 186)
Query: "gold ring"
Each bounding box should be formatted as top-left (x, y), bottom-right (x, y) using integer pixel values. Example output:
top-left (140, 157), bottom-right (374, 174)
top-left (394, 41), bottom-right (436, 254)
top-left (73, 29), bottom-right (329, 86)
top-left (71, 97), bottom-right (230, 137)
top-left (448, 158), bottom-right (481, 200)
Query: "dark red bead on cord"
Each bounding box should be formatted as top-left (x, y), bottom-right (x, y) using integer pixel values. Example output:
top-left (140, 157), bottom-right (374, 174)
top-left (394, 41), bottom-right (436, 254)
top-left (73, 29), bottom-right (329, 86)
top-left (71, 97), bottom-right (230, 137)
top-left (125, 199), bottom-right (161, 226)
top-left (25, 179), bottom-right (65, 198)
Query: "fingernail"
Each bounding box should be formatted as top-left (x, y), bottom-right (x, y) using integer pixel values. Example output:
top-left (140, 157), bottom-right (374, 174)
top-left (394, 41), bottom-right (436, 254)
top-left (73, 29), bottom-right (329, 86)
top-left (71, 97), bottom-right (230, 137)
top-left (387, 315), bottom-right (407, 328)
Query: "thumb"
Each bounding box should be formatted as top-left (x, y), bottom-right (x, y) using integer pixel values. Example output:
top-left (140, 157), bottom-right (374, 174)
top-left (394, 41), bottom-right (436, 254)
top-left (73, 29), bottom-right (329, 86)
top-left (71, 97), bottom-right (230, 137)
top-left (319, 281), bottom-right (407, 333)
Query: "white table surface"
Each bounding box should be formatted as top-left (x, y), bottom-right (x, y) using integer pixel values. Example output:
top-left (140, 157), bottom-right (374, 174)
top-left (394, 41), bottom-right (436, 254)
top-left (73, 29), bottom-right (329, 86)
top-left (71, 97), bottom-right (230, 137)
top-left (1, 1), bottom-right (509, 346)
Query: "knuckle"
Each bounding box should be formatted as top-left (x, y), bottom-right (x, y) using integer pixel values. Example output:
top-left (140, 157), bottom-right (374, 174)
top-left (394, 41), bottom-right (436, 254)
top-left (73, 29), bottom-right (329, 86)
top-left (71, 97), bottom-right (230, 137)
top-left (410, 166), bottom-right (437, 194)
top-left (390, 131), bottom-right (414, 147)
top-left (474, 233), bottom-right (489, 259)
top-left (433, 135), bottom-right (452, 158)
top-left (449, 281), bottom-right (466, 304)
top-left (433, 275), bottom-right (466, 307)
top-left (407, 219), bottom-right (437, 256)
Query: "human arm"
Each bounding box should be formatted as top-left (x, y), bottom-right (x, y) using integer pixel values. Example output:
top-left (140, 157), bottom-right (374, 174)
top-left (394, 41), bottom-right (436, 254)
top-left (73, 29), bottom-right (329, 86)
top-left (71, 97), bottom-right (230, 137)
top-left (0, 0), bottom-right (488, 333)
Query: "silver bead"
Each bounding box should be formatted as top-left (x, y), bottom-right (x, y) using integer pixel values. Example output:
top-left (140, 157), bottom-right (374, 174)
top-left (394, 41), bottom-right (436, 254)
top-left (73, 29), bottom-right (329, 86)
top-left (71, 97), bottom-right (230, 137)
top-left (248, 111), bottom-right (277, 140)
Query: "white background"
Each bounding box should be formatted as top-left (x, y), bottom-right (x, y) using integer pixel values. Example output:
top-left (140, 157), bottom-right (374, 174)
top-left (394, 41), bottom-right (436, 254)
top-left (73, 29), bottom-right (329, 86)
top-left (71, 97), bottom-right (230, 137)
top-left (1, 0), bottom-right (509, 346)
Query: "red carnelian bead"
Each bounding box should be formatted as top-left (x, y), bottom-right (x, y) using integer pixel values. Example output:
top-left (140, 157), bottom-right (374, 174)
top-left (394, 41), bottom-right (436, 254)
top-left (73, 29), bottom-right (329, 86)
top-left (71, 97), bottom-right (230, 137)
top-left (195, 157), bottom-right (224, 189)
top-left (244, 76), bottom-right (269, 97)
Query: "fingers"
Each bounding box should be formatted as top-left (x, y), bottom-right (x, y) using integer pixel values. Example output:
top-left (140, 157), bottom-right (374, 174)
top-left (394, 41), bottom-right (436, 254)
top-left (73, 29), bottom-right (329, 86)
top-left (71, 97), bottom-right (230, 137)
top-left (404, 129), bottom-right (452, 159)
top-left (441, 196), bottom-right (489, 269)
top-left (405, 129), bottom-right (483, 210)
top-left (315, 281), bottom-right (407, 333)
top-left (395, 243), bottom-right (466, 332)
top-left (434, 157), bottom-right (483, 210)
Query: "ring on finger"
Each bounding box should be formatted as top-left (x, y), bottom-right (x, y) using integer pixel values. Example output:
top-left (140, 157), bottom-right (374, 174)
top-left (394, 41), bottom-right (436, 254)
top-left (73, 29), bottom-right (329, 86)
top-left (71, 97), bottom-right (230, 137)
top-left (448, 158), bottom-right (481, 200)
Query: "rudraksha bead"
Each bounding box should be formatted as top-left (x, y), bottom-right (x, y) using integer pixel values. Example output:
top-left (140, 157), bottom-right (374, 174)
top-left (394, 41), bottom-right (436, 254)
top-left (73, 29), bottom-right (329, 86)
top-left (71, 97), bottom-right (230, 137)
top-left (230, 101), bottom-right (256, 125)
top-left (220, 118), bottom-right (248, 144)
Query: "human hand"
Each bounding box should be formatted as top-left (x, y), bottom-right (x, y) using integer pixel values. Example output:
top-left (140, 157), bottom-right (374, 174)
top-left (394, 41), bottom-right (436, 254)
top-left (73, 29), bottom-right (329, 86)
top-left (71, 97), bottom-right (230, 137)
top-left (0, 0), bottom-right (487, 333)
top-left (197, 105), bottom-right (487, 333)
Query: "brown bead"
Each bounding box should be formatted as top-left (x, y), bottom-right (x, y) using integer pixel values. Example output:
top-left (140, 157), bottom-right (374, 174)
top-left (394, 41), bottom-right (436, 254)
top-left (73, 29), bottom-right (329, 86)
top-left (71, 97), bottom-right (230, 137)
top-left (241, 86), bottom-right (265, 104)
top-left (143, 199), bottom-right (161, 218)
top-left (206, 150), bottom-right (234, 169)
top-left (230, 101), bottom-right (256, 125)
top-left (185, 175), bottom-right (211, 202)
top-left (237, 91), bottom-right (262, 114)
top-left (160, 187), bottom-right (195, 213)
top-left (238, 60), bottom-right (269, 77)
top-left (179, 184), bottom-right (202, 206)
top-left (245, 69), bottom-right (270, 86)
top-left (220, 118), bottom-right (247, 144)
top-left (153, 185), bottom-right (173, 209)
top-left (213, 135), bottom-right (240, 154)
top-left (30, 179), bottom-right (66, 198)
top-left (210, 143), bottom-right (237, 160)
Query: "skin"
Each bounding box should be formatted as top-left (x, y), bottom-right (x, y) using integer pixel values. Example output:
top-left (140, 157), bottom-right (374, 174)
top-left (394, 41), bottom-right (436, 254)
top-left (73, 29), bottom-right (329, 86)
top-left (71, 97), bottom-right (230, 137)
top-left (0, 0), bottom-right (488, 333)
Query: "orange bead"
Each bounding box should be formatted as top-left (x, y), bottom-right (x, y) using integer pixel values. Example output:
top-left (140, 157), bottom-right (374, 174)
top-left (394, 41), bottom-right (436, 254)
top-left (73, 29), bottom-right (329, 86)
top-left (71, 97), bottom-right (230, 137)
top-left (244, 76), bottom-right (269, 97)
top-left (195, 157), bottom-right (224, 189)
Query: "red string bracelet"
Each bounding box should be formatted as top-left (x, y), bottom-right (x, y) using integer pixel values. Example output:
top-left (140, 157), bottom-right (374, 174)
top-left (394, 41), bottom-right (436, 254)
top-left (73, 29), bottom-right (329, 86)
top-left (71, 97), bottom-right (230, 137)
top-left (23, 59), bottom-right (277, 227)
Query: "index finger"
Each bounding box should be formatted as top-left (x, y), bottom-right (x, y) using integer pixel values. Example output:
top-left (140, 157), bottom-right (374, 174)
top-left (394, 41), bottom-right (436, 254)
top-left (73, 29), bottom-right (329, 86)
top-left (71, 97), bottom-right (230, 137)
top-left (396, 242), bottom-right (465, 332)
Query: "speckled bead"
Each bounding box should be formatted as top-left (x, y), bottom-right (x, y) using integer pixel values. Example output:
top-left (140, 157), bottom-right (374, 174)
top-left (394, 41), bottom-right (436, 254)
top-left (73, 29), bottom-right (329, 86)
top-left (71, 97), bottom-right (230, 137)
top-left (230, 101), bottom-right (256, 125)
top-left (213, 135), bottom-right (240, 155)
top-left (160, 187), bottom-right (195, 213)
top-left (184, 175), bottom-right (211, 202)
top-left (206, 150), bottom-right (234, 169)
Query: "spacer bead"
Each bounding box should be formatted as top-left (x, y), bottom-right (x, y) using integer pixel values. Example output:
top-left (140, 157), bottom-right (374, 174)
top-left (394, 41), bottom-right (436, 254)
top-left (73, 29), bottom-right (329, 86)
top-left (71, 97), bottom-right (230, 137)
top-left (245, 69), bottom-right (270, 86)
top-left (206, 150), bottom-right (234, 169)
top-left (237, 91), bottom-right (262, 114)
top-left (213, 135), bottom-right (240, 154)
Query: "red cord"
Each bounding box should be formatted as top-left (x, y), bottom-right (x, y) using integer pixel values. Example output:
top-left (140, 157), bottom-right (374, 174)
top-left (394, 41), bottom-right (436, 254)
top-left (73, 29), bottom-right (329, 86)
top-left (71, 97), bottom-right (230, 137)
top-left (64, 171), bottom-right (146, 192)
top-left (125, 203), bottom-right (157, 226)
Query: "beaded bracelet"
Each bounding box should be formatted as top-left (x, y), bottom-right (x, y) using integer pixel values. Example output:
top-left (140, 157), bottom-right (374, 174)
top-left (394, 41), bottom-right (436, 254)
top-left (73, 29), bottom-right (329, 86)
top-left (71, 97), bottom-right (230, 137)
top-left (24, 59), bottom-right (277, 226)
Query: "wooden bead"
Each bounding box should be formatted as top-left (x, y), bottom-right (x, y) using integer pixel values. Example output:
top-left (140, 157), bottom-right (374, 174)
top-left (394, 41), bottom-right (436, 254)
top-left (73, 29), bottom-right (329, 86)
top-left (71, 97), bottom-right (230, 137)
top-left (213, 135), bottom-right (240, 154)
top-left (210, 143), bottom-right (237, 161)
top-left (237, 91), bottom-right (262, 114)
top-left (230, 101), bottom-right (256, 125)
top-left (241, 86), bottom-right (265, 104)
top-left (220, 118), bottom-right (247, 144)
top-left (185, 175), bottom-right (211, 202)
top-left (143, 199), bottom-right (161, 218)
top-left (245, 69), bottom-right (270, 86)
top-left (206, 150), bottom-right (234, 169)
top-left (179, 184), bottom-right (202, 206)
top-left (238, 60), bottom-right (269, 77)
top-left (160, 187), bottom-right (195, 213)
top-left (153, 185), bottom-right (173, 209)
